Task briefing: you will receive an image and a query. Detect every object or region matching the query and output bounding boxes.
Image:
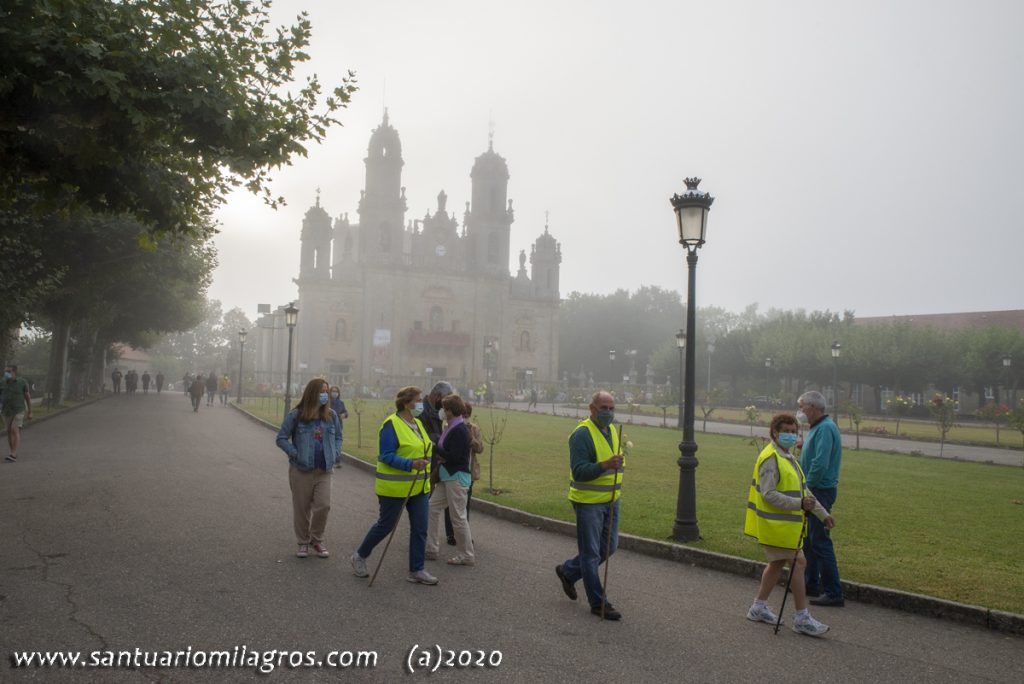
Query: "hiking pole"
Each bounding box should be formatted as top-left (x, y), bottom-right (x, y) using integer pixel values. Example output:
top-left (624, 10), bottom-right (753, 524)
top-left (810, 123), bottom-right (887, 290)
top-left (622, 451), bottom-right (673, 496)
top-left (601, 424), bottom-right (624, 620)
top-left (774, 514), bottom-right (808, 634)
top-left (368, 466), bottom-right (425, 588)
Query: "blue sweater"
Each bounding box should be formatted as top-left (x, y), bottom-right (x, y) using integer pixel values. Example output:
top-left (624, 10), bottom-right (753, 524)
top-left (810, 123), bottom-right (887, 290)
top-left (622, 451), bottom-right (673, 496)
top-left (800, 415), bottom-right (842, 489)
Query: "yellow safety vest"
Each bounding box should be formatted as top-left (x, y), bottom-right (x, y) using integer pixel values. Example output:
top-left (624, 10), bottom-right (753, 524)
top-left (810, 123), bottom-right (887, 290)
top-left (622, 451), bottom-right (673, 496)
top-left (568, 419), bottom-right (623, 504)
top-left (744, 442), bottom-right (808, 548)
top-left (375, 414), bottom-right (432, 498)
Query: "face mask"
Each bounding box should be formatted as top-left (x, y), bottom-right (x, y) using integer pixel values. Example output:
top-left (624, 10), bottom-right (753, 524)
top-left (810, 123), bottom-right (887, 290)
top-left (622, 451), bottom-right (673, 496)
top-left (777, 433), bottom-right (799, 449)
top-left (594, 409), bottom-right (615, 429)
top-left (319, 393), bottom-right (329, 405)
top-left (411, 402), bottom-right (424, 417)
top-left (3, 372), bottom-right (11, 381)
top-left (438, 408), bottom-right (447, 422)
top-left (795, 410), bottom-right (808, 425)
top-left (331, 391), bottom-right (339, 398)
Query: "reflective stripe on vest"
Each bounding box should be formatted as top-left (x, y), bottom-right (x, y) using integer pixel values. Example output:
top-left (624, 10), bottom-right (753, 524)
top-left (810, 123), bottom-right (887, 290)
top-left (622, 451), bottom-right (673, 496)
top-left (743, 443), bottom-right (807, 548)
top-left (375, 414), bottom-right (432, 497)
top-left (568, 419), bottom-right (623, 504)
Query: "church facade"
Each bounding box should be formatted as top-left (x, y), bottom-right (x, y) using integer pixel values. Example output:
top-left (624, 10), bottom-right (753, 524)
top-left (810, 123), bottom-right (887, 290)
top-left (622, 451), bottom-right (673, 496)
top-left (284, 112), bottom-right (562, 394)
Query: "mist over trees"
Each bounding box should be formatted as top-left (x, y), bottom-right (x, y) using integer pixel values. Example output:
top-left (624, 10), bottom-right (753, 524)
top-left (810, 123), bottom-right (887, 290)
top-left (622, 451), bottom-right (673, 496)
top-left (1, 0), bottom-right (355, 401)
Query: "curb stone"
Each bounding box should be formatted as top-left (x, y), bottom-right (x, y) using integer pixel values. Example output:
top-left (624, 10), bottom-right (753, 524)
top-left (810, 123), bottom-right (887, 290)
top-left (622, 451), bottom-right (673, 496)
top-left (231, 401), bottom-right (1024, 636)
top-left (0, 392), bottom-right (112, 438)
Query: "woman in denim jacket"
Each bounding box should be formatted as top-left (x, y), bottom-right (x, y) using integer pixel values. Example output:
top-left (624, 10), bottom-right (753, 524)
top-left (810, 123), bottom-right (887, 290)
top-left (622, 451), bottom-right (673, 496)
top-left (276, 379), bottom-right (342, 559)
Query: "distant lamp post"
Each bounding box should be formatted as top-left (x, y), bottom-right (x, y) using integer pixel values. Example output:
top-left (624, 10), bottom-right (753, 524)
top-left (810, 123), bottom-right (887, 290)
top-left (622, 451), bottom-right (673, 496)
top-left (608, 349), bottom-right (616, 386)
top-left (237, 329), bottom-right (247, 404)
top-left (670, 176), bottom-right (714, 542)
top-left (283, 303), bottom-right (299, 419)
top-left (831, 340), bottom-right (842, 409)
top-left (1002, 354), bottom-right (1013, 405)
top-left (764, 357), bottom-right (773, 400)
top-left (706, 336), bottom-right (716, 396)
top-left (626, 349), bottom-right (638, 385)
top-left (675, 330), bottom-right (686, 429)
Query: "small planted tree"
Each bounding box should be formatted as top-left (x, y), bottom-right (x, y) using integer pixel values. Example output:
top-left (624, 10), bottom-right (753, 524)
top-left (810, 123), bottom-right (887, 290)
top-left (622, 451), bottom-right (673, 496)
top-left (975, 402), bottom-right (1010, 446)
top-left (928, 394), bottom-right (958, 458)
top-left (886, 395), bottom-right (915, 436)
top-left (700, 387), bottom-right (724, 433)
top-left (843, 400), bottom-right (864, 450)
top-left (1007, 400), bottom-right (1024, 463)
top-left (352, 398), bottom-right (365, 448)
top-left (744, 404), bottom-right (761, 436)
top-left (483, 408), bottom-right (510, 494)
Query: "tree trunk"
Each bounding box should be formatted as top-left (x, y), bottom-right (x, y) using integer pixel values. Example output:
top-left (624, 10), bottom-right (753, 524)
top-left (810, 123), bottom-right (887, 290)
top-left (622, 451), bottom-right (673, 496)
top-left (47, 314), bottom-right (72, 404)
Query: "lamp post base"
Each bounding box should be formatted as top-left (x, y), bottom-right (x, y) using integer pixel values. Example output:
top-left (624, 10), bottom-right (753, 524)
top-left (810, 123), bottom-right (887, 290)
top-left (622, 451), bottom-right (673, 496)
top-left (671, 440), bottom-right (701, 542)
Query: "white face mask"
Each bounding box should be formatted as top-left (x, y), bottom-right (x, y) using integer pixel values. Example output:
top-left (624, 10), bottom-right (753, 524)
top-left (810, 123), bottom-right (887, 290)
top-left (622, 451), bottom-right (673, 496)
top-left (438, 408), bottom-right (447, 422)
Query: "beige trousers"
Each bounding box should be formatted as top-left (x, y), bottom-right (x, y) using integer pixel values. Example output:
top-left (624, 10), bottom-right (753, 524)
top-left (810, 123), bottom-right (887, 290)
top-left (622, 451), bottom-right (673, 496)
top-left (288, 466), bottom-right (332, 544)
top-left (426, 479), bottom-right (474, 560)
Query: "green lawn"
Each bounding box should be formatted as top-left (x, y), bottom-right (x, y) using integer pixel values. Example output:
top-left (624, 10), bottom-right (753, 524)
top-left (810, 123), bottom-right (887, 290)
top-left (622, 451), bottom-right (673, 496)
top-left (243, 399), bottom-right (1024, 614)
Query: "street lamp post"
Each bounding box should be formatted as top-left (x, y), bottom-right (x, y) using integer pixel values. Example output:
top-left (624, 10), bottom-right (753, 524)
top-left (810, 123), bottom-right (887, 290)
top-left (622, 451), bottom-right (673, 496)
top-left (831, 340), bottom-right (842, 409)
top-left (608, 350), bottom-right (616, 387)
top-left (765, 357), bottom-right (773, 400)
top-left (706, 336), bottom-right (716, 397)
top-left (1002, 354), bottom-right (1013, 406)
top-left (675, 330), bottom-right (686, 429)
top-left (237, 329), bottom-right (247, 404)
top-left (283, 303), bottom-right (299, 420)
top-left (670, 177), bottom-right (714, 542)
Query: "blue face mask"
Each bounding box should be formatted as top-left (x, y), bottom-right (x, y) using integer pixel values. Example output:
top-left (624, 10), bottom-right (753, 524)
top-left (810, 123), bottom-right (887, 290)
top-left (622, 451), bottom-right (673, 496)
top-left (777, 433), bottom-right (799, 449)
top-left (594, 409), bottom-right (615, 429)
top-left (411, 402), bottom-right (424, 417)
top-left (3, 372), bottom-right (11, 381)
top-left (319, 393), bottom-right (329, 406)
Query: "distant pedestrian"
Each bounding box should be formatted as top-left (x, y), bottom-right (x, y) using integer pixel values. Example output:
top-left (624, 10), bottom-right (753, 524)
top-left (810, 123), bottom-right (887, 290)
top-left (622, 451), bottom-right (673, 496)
top-left (219, 375), bottom-right (232, 405)
top-left (141, 371), bottom-right (151, 393)
top-left (276, 379), bottom-right (341, 559)
top-left (182, 373), bottom-right (191, 397)
top-left (798, 390), bottom-right (845, 608)
top-left (350, 386), bottom-right (436, 585)
top-left (554, 390), bottom-right (624, 620)
top-left (155, 372), bottom-right (165, 394)
top-left (125, 370), bottom-right (137, 395)
top-left (328, 385), bottom-right (347, 469)
top-left (2, 364), bottom-right (33, 462)
top-left (111, 369), bottom-right (122, 394)
top-left (204, 372), bottom-right (216, 406)
top-left (189, 374), bottom-right (205, 412)
top-left (420, 381), bottom-right (459, 546)
top-left (426, 394), bottom-right (475, 566)
top-left (744, 413), bottom-right (832, 637)
top-left (528, 387), bottom-right (538, 410)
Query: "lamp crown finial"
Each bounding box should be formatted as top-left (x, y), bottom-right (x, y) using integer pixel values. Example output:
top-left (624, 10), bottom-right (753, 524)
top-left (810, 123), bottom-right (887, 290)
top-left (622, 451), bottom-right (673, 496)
top-left (684, 177), bottom-right (702, 190)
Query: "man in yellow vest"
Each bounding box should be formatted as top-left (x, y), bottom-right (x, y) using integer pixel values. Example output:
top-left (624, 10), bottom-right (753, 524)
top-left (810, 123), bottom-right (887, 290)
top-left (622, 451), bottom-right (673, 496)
top-left (554, 391), bottom-right (624, 620)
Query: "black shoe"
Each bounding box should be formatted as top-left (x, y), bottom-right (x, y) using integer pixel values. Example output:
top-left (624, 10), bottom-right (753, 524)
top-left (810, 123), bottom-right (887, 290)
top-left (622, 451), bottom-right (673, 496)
top-left (591, 603), bottom-right (622, 621)
top-left (446, 536), bottom-right (457, 546)
top-left (805, 586), bottom-right (822, 598)
top-left (554, 564), bottom-right (577, 601)
top-left (810, 594), bottom-right (845, 607)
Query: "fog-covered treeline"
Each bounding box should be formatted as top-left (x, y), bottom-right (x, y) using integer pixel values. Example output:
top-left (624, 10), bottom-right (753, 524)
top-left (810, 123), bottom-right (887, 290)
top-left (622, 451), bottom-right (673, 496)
top-left (560, 287), bottom-right (1023, 412)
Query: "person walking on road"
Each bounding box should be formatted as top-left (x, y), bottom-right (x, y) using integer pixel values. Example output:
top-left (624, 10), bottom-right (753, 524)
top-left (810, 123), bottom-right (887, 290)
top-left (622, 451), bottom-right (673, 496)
top-left (350, 386), bottom-right (436, 585)
top-left (328, 385), bottom-right (347, 468)
top-left (276, 379), bottom-right (342, 559)
top-left (798, 390), bottom-right (845, 608)
top-left (205, 372), bottom-right (217, 406)
top-left (744, 413), bottom-right (833, 637)
top-left (111, 369), bottom-right (122, 394)
top-left (188, 374), bottom-right (205, 412)
top-left (141, 371), bottom-right (151, 393)
top-left (155, 371), bottom-right (165, 394)
top-left (426, 394), bottom-right (475, 566)
top-left (219, 374), bottom-right (232, 405)
top-left (3, 364), bottom-right (33, 462)
top-left (554, 390), bottom-right (625, 620)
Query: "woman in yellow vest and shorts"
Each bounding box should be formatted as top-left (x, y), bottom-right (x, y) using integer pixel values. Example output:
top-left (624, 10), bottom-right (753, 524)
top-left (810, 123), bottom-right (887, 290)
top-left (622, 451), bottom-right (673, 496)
top-left (744, 413), bottom-right (834, 637)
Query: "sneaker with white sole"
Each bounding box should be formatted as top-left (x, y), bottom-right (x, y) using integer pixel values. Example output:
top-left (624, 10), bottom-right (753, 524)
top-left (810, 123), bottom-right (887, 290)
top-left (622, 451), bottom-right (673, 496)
top-left (296, 544), bottom-right (310, 558)
top-left (350, 552), bottom-right (368, 578)
top-left (746, 602), bottom-right (781, 625)
top-left (406, 570), bottom-right (439, 585)
top-left (312, 542), bottom-right (330, 558)
top-left (793, 614), bottom-right (830, 637)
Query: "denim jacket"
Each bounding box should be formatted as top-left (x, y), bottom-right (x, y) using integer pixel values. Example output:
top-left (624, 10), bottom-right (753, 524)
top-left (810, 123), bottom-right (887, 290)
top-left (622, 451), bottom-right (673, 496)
top-left (276, 408), bottom-right (342, 471)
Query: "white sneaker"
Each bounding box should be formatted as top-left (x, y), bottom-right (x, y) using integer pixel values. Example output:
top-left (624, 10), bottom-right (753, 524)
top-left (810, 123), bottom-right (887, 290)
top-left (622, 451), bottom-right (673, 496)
top-left (793, 614), bottom-right (830, 637)
top-left (350, 552), bottom-right (368, 578)
top-left (406, 570), bottom-right (439, 585)
top-left (746, 603), bottom-right (781, 625)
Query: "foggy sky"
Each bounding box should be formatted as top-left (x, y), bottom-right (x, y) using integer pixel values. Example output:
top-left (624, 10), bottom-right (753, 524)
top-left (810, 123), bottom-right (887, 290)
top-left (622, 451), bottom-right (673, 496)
top-left (209, 0), bottom-right (1024, 321)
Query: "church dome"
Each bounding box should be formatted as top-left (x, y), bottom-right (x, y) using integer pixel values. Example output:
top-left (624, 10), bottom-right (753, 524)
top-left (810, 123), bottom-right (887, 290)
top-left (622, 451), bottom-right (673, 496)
top-left (368, 109), bottom-right (402, 159)
top-left (471, 141), bottom-right (509, 179)
top-left (534, 224), bottom-right (558, 252)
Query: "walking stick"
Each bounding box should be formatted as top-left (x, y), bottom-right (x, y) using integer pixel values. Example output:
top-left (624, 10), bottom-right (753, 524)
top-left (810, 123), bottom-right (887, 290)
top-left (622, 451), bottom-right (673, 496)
top-left (774, 514), bottom-right (808, 634)
top-left (600, 424), bottom-right (624, 619)
top-left (369, 433), bottom-right (430, 588)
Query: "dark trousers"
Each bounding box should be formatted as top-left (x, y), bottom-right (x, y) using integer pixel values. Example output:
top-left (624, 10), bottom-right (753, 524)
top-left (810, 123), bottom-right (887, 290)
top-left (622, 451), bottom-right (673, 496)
top-left (357, 493), bottom-right (429, 572)
top-left (804, 486), bottom-right (842, 599)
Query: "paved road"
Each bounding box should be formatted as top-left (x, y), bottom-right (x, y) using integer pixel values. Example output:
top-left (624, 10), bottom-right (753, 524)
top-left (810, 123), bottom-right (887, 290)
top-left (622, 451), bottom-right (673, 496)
top-left (505, 402), bottom-right (1024, 467)
top-left (2, 393), bottom-right (1022, 682)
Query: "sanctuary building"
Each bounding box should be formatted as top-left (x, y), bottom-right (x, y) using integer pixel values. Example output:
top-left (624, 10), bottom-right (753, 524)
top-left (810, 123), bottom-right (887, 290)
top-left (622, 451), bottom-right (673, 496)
top-left (259, 112), bottom-right (562, 394)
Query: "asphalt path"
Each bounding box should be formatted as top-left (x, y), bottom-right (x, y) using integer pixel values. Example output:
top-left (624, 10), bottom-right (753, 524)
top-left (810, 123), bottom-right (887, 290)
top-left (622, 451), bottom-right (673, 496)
top-left (506, 402), bottom-right (1024, 467)
top-left (1, 392), bottom-right (1022, 683)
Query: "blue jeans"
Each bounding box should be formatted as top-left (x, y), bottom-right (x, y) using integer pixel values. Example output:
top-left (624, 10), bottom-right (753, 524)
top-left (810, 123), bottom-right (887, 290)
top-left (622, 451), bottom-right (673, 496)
top-left (561, 500), bottom-right (619, 609)
top-left (357, 493), bottom-right (429, 572)
top-left (804, 486), bottom-right (842, 599)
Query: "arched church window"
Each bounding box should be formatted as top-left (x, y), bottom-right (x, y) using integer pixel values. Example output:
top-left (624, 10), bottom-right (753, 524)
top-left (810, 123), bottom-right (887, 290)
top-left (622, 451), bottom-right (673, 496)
top-left (429, 306), bottom-right (444, 332)
top-left (520, 331), bottom-right (531, 352)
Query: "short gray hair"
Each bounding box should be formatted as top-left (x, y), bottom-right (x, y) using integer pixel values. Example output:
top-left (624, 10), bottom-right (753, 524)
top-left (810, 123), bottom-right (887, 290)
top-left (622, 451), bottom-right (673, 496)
top-left (429, 381), bottom-right (454, 398)
top-left (798, 390), bottom-right (827, 411)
